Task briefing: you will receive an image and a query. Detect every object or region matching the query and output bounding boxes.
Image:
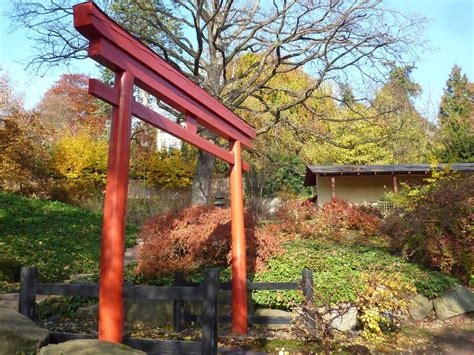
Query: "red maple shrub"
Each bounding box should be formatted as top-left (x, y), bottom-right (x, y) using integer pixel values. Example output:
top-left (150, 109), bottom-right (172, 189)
top-left (136, 205), bottom-right (283, 278)
top-left (317, 199), bottom-right (381, 236)
top-left (271, 199), bottom-right (319, 237)
top-left (381, 175), bottom-right (473, 282)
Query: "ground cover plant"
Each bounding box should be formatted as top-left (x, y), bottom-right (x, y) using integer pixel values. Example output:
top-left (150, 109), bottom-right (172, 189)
top-left (0, 192), bottom-right (137, 284)
top-left (252, 240), bottom-right (456, 309)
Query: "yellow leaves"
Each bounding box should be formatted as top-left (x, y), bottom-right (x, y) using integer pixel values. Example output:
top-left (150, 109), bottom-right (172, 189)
top-left (52, 132), bottom-right (108, 186)
top-left (0, 111), bottom-right (51, 194)
top-left (358, 271), bottom-right (417, 341)
top-left (133, 148), bottom-right (195, 189)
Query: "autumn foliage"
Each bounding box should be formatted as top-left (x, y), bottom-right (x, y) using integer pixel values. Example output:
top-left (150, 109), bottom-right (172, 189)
top-left (38, 73), bottom-right (107, 136)
top-left (382, 174), bottom-right (474, 282)
top-left (268, 199), bottom-right (381, 239)
top-left (317, 199), bottom-right (381, 236)
top-left (137, 205), bottom-right (284, 278)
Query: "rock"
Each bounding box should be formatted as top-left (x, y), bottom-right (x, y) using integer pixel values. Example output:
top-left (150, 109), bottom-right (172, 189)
top-left (254, 308), bottom-right (293, 329)
top-left (433, 285), bottom-right (474, 320)
top-left (263, 197), bottom-right (283, 214)
top-left (326, 306), bottom-right (358, 332)
top-left (125, 299), bottom-right (174, 326)
top-left (409, 293), bottom-right (433, 320)
top-left (39, 339), bottom-right (145, 354)
top-left (315, 305), bottom-right (357, 332)
top-left (0, 306), bottom-right (49, 354)
top-left (76, 304), bottom-right (99, 320)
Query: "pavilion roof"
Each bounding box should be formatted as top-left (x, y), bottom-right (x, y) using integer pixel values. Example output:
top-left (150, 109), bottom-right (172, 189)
top-left (304, 163), bottom-right (474, 186)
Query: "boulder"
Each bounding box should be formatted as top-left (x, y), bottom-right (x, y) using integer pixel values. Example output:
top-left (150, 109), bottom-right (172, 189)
top-left (39, 339), bottom-right (145, 354)
top-left (125, 299), bottom-right (174, 326)
top-left (315, 304), bottom-right (358, 332)
top-left (263, 197), bottom-right (283, 215)
top-left (409, 293), bottom-right (433, 320)
top-left (326, 306), bottom-right (358, 332)
top-left (254, 308), bottom-right (293, 329)
top-left (0, 306), bottom-right (49, 354)
top-left (433, 285), bottom-right (474, 320)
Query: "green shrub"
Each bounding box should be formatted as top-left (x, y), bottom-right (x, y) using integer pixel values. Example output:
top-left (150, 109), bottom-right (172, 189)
top-left (245, 153), bottom-right (312, 198)
top-left (413, 271), bottom-right (457, 299)
top-left (0, 255), bottom-right (22, 282)
top-left (36, 296), bottom-right (97, 320)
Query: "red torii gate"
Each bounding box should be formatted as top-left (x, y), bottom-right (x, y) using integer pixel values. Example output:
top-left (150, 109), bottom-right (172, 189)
top-left (73, 2), bottom-right (255, 343)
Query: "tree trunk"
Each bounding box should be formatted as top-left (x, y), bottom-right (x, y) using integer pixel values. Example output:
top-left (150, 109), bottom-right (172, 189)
top-left (191, 150), bottom-right (216, 205)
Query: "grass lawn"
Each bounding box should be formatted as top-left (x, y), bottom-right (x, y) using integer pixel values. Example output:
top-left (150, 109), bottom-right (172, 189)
top-left (0, 192), bottom-right (137, 285)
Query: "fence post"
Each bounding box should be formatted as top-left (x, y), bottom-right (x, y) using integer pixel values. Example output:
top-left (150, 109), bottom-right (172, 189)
top-left (173, 271), bottom-right (185, 332)
top-left (19, 266), bottom-right (37, 320)
top-left (201, 268), bottom-right (219, 355)
top-left (302, 269), bottom-right (314, 302)
top-left (302, 268), bottom-right (316, 328)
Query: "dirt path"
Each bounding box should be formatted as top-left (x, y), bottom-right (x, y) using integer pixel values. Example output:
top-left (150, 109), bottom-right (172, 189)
top-left (395, 314), bottom-right (474, 354)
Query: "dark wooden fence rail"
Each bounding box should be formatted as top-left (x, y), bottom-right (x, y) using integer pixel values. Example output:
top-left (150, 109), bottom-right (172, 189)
top-left (19, 266), bottom-right (219, 355)
top-left (174, 268), bottom-right (314, 327)
top-left (19, 267), bottom-right (314, 353)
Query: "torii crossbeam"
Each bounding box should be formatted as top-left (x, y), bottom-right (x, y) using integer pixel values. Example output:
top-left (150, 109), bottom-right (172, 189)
top-left (73, 2), bottom-right (256, 343)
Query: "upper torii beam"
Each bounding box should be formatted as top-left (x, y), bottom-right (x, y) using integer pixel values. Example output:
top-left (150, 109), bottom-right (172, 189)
top-left (73, 2), bottom-right (256, 342)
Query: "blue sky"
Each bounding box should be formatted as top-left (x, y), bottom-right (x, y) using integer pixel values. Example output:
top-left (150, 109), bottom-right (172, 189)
top-left (1, 0), bottom-right (473, 120)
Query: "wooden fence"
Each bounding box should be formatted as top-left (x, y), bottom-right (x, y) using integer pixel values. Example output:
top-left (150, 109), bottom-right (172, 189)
top-left (19, 267), bottom-right (314, 354)
top-left (19, 266), bottom-right (219, 355)
top-left (174, 268), bottom-right (314, 329)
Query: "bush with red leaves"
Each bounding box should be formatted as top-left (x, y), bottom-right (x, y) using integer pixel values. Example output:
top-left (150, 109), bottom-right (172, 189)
top-left (271, 199), bottom-right (319, 238)
top-left (136, 206), bottom-right (283, 278)
top-left (382, 175), bottom-right (473, 282)
top-left (317, 199), bottom-right (381, 236)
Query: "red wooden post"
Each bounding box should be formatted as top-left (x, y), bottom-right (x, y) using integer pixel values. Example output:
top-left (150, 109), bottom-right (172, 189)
top-left (99, 71), bottom-right (134, 343)
top-left (393, 175), bottom-right (398, 193)
top-left (331, 177), bottom-right (336, 200)
top-left (229, 140), bottom-right (247, 334)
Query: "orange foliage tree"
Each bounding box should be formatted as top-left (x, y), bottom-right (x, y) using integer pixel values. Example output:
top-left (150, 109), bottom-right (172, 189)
top-left (37, 73), bottom-right (107, 140)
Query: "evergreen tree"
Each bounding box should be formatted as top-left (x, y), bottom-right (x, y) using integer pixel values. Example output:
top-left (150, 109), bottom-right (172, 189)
top-left (437, 65), bottom-right (474, 162)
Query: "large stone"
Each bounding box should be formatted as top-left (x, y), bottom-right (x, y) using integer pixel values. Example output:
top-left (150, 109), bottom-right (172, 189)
top-left (433, 285), bottom-right (474, 320)
top-left (254, 308), bottom-right (293, 329)
top-left (409, 293), bottom-right (433, 320)
top-left (39, 339), bottom-right (145, 354)
top-left (0, 306), bottom-right (49, 354)
top-left (326, 306), bottom-right (358, 332)
top-left (263, 197), bottom-right (283, 215)
top-left (125, 299), bottom-right (174, 326)
top-left (315, 304), bottom-right (357, 332)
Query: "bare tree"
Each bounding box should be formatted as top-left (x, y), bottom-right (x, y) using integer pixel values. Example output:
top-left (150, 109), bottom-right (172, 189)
top-left (10, 0), bottom-right (426, 204)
